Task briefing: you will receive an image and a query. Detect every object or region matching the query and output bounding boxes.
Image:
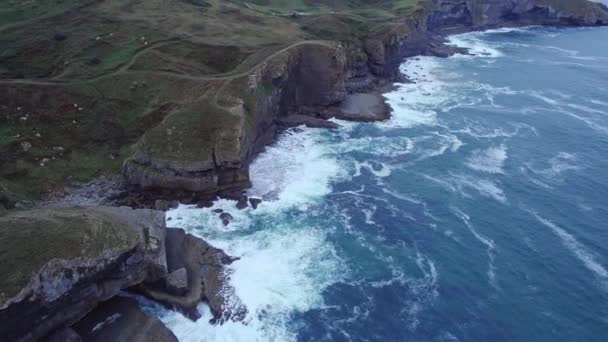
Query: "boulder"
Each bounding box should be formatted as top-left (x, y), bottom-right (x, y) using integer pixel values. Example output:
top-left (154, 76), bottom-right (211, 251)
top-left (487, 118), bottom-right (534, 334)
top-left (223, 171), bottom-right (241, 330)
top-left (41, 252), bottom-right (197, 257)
top-left (72, 296), bottom-right (177, 342)
top-left (0, 206), bottom-right (168, 342)
top-left (249, 197), bottom-right (262, 209)
top-left (236, 195), bottom-right (248, 210)
top-left (219, 212), bottom-right (233, 226)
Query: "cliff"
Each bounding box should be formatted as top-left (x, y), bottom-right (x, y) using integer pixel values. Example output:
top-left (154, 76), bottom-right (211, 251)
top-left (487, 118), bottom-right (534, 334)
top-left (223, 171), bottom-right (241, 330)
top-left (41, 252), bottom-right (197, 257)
top-left (0, 206), bottom-right (239, 341)
top-left (120, 0), bottom-right (608, 200)
top-left (0, 206), bottom-right (167, 341)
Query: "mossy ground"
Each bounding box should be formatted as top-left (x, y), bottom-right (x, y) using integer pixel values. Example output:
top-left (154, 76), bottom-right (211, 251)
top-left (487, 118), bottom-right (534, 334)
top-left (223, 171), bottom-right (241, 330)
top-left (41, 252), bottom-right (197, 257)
top-left (0, 208), bottom-right (139, 305)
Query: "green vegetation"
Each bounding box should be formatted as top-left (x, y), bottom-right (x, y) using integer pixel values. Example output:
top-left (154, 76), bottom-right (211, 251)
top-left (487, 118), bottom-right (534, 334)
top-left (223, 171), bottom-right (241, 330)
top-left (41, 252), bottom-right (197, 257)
top-left (0, 208), bottom-right (138, 304)
top-left (0, 0), bottom-right (86, 27)
top-left (138, 99), bottom-right (242, 164)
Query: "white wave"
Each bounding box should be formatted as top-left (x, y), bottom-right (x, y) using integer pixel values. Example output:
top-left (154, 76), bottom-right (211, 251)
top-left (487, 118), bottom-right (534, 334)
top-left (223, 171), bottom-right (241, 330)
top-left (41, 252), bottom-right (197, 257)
top-left (381, 57), bottom-right (450, 129)
top-left (422, 173), bottom-right (507, 204)
top-left (541, 45), bottom-right (600, 61)
top-left (354, 161), bottom-right (392, 178)
top-left (530, 92), bottom-right (560, 106)
top-left (525, 152), bottom-right (581, 179)
top-left (362, 204), bottom-right (377, 225)
top-left (466, 144), bottom-right (508, 174)
top-left (381, 187), bottom-right (422, 205)
top-left (560, 110), bottom-right (608, 135)
top-left (160, 125), bottom-right (349, 341)
top-left (447, 32), bottom-right (504, 58)
top-left (334, 135), bottom-right (414, 157)
top-left (566, 103), bottom-right (607, 115)
top-left (455, 122), bottom-right (537, 139)
top-left (415, 132), bottom-right (463, 160)
top-left (452, 208), bottom-right (498, 288)
top-left (532, 212), bottom-right (608, 281)
top-left (164, 206), bottom-right (346, 342)
top-left (247, 127), bottom-right (342, 210)
top-left (590, 99), bottom-right (608, 107)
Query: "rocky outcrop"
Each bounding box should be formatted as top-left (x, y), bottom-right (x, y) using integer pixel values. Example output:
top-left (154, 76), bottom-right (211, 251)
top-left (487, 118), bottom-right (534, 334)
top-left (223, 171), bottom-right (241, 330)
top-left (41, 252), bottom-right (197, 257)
top-left (136, 227), bottom-right (246, 323)
top-left (0, 206), bottom-right (168, 342)
top-left (71, 296), bottom-right (178, 342)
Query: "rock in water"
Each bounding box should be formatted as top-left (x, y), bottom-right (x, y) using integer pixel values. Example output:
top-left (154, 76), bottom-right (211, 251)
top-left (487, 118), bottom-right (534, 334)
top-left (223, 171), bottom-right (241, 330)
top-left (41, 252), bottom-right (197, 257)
top-left (0, 206), bottom-right (168, 342)
top-left (249, 197), bottom-right (262, 209)
top-left (72, 296), bottom-right (177, 342)
top-left (219, 212), bottom-right (233, 226)
top-left (236, 195), bottom-right (249, 209)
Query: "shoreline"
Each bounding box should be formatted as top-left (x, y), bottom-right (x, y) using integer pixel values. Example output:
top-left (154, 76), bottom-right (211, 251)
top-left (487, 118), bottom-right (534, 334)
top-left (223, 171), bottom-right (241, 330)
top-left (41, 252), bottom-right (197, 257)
top-left (3, 1), bottom-right (608, 340)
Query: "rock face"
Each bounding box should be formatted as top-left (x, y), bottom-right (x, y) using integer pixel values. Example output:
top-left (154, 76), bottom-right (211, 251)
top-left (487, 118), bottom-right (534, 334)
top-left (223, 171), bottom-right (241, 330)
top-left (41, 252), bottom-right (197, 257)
top-left (72, 296), bottom-right (178, 342)
top-left (0, 206), bottom-right (168, 342)
top-left (137, 227), bottom-right (246, 323)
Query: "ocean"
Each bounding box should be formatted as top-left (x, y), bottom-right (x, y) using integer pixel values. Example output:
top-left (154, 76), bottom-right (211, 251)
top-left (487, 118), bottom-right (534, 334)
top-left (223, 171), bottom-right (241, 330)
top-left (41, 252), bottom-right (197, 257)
top-left (155, 26), bottom-right (608, 341)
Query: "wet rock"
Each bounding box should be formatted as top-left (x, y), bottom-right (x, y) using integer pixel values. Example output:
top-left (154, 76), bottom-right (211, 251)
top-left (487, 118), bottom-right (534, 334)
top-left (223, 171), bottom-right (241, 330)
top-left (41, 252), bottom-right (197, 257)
top-left (249, 197), bottom-right (262, 209)
top-left (0, 206), bottom-right (168, 342)
top-left (236, 195), bottom-right (248, 210)
top-left (72, 296), bottom-right (177, 342)
top-left (155, 199), bottom-right (178, 212)
top-left (219, 189), bottom-right (245, 201)
top-left (196, 199), bottom-right (214, 208)
top-left (219, 212), bottom-right (233, 226)
top-left (212, 208), bottom-right (223, 214)
top-left (165, 267), bottom-right (188, 296)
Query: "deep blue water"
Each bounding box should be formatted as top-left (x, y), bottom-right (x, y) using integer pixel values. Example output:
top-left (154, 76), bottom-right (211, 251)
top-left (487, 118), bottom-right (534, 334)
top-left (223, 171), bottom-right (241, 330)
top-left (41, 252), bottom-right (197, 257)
top-left (160, 26), bottom-right (608, 341)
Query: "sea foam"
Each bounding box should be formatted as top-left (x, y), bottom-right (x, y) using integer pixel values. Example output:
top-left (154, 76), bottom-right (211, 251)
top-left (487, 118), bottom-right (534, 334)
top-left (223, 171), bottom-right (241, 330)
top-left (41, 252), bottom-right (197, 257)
top-left (532, 212), bottom-right (608, 281)
top-left (162, 127), bottom-right (347, 342)
top-left (466, 144), bottom-right (508, 174)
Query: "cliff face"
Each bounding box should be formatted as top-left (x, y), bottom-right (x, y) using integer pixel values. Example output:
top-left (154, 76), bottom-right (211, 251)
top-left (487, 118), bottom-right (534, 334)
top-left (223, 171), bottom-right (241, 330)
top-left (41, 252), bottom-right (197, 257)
top-left (362, 0), bottom-right (608, 81)
top-left (122, 43), bottom-right (347, 195)
top-left (121, 0), bottom-right (608, 199)
top-left (0, 206), bottom-right (168, 342)
top-left (426, 0), bottom-right (608, 30)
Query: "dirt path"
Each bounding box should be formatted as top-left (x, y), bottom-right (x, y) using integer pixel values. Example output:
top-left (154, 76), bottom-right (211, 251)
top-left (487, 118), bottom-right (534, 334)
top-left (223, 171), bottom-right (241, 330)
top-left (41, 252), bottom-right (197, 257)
top-left (0, 40), bottom-right (335, 87)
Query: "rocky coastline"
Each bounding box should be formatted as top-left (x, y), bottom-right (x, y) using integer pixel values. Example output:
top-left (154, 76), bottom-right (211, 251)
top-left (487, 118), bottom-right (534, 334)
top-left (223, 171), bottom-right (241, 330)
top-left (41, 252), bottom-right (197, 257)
top-left (2, 1), bottom-right (608, 341)
top-left (117, 0), bottom-right (608, 208)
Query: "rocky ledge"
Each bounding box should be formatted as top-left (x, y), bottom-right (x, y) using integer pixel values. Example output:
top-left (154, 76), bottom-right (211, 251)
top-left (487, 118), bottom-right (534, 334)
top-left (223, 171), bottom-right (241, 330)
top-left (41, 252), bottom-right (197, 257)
top-left (0, 206), bottom-right (240, 341)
